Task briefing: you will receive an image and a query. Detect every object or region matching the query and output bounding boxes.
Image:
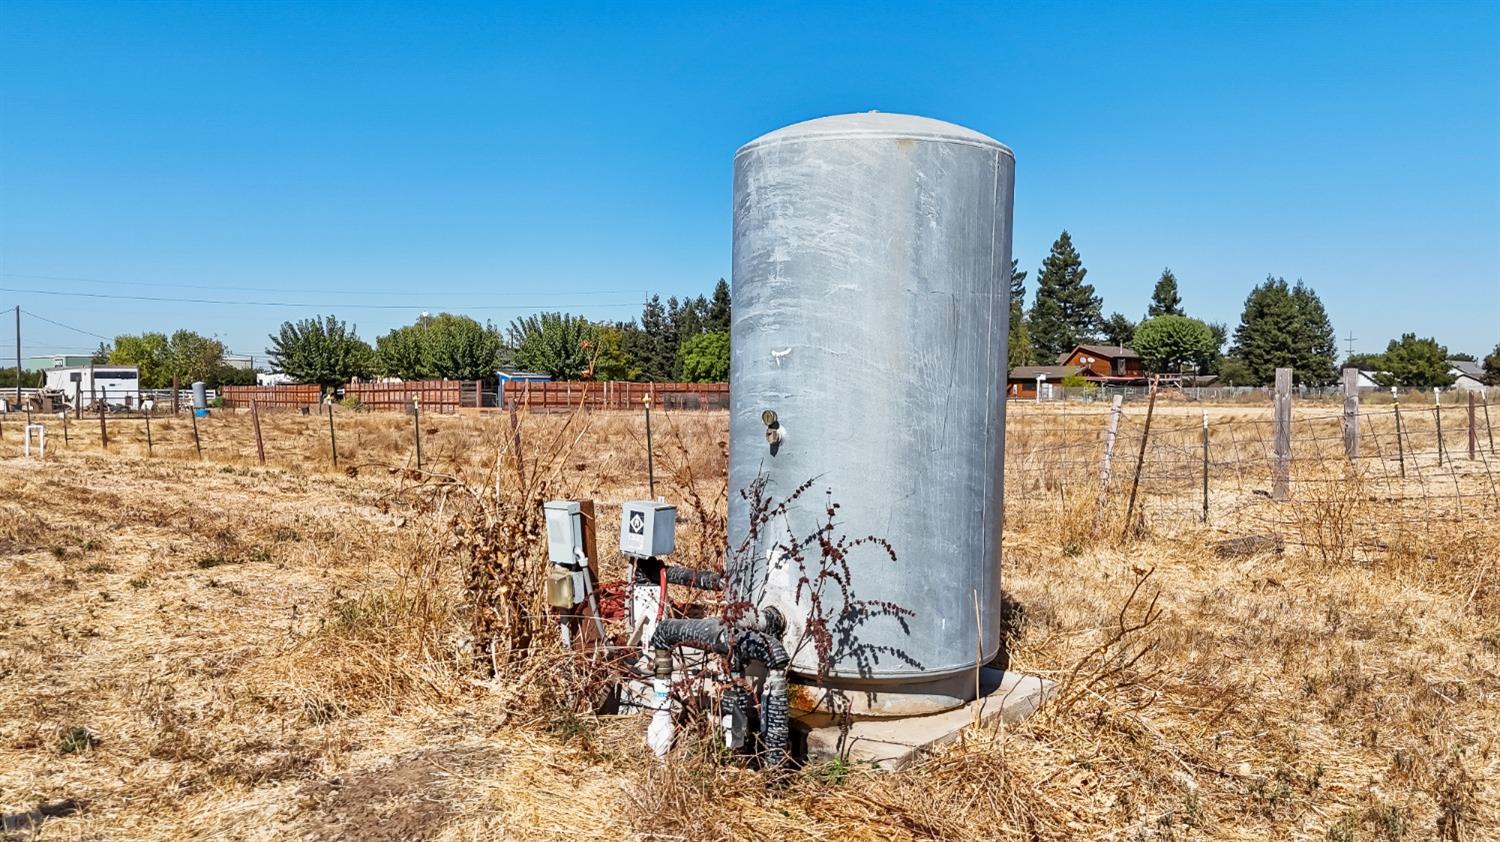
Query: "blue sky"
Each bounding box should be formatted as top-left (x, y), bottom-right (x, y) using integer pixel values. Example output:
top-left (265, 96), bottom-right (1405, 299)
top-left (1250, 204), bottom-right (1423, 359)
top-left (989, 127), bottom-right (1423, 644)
top-left (2, 1), bottom-right (1497, 362)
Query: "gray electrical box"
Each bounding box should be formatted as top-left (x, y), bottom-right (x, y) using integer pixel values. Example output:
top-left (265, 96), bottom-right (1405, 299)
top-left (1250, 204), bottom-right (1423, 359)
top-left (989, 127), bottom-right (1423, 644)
top-left (543, 500), bottom-right (585, 566)
top-left (619, 500), bottom-right (676, 559)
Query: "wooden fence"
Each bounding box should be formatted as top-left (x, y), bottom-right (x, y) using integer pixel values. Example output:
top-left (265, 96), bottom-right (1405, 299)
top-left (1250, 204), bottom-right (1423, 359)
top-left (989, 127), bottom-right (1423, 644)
top-left (501, 381), bottom-right (729, 411)
top-left (221, 385), bottom-right (323, 410)
top-left (344, 380), bottom-right (483, 413)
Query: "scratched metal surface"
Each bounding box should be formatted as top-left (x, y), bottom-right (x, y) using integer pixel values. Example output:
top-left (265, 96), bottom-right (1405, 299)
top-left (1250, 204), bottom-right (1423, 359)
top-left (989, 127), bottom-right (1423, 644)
top-left (727, 112), bottom-right (1015, 686)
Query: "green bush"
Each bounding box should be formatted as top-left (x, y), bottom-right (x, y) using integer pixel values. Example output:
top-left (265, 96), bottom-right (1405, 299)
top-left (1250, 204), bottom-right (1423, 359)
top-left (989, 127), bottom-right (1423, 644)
top-left (1060, 372), bottom-right (1096, 389)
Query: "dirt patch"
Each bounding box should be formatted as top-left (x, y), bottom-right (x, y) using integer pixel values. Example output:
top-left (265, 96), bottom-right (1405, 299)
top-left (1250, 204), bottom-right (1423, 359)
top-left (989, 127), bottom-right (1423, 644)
top-left (295, 747), bottom-right (505, 841)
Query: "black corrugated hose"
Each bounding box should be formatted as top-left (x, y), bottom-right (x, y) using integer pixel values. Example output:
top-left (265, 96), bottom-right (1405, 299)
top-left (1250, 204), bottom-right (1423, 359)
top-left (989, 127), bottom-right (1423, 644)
top-left (648, 618), bottom-right (791, 768)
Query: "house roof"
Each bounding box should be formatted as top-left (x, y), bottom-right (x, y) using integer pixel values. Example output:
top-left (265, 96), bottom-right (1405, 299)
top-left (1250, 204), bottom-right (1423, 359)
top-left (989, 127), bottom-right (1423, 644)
top-left (1009, 365), bottom-right (1082, 381)
top-left (1449, 359), bottom-right (1484, 378)
top-left (1058, 344), bottom-right (1140, 365)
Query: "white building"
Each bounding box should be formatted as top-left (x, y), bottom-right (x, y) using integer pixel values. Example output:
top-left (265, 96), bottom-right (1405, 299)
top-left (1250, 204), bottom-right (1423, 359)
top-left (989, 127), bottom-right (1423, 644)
top-left (1448, 360), bottom-right (1488, 392)
top-left (41, 365), bottom-right (142, 408)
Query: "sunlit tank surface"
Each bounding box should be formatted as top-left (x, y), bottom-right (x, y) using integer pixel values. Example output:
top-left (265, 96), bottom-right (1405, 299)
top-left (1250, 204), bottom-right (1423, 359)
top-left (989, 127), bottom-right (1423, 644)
top-left (728, 112), bottom-right (1014, 713)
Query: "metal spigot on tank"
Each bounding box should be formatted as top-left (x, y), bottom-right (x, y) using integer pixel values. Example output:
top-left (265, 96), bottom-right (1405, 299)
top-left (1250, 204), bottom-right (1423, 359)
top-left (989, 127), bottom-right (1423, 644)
top-left (728, 112), bottom-right (1015, 715)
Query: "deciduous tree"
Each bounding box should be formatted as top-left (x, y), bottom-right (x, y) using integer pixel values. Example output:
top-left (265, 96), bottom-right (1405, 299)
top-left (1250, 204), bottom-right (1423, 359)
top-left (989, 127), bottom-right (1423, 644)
top-left (375, 321), bottom-right (429, 380)
top-left (1374, 334), bottom-right (1456, 388)
top-left (267, 315), bottom-right (372, 390)
top-left (679, 331), bottom-right (729, 382)
top-left (507, 312), bottom-right (594, 380)
top-left (1133, 316), bottom-right (1217, 374)
top-left (421, 313), bottom-right (503, 380)
top-left (110, 333), bottom-right (170, 387)
top-left (164, 330), bottom-right (226, 385)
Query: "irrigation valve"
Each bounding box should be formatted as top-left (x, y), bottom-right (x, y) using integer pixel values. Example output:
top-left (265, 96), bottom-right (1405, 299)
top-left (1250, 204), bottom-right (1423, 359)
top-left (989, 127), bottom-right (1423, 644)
top-left (761, 408), bottom-right (784, 452)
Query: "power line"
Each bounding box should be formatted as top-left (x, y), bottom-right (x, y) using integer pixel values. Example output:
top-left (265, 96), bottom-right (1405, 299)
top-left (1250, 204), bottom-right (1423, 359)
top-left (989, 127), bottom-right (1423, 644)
top-left (0, 285), bottom-right (639, 311)
top-left (1, 272), bottom-right (623, 299)
top-left (20, 309), bottom-right (113, 342)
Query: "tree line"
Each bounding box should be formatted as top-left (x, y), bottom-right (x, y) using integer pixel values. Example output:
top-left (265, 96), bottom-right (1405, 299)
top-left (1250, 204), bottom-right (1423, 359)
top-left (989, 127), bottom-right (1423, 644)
top-left (76, 245), bottom-right (1495, 392)
top-left (94, 330), bottom-right (258, 389)
top-left (1009, 230), bottom-right (1497, 387)
top-left (257, 279), bottom-right (732, 389)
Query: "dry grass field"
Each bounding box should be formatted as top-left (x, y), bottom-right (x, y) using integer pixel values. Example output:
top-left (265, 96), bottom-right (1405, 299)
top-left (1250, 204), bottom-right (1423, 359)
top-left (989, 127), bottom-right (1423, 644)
top-left (1, 403), bottom-right (1496, 840)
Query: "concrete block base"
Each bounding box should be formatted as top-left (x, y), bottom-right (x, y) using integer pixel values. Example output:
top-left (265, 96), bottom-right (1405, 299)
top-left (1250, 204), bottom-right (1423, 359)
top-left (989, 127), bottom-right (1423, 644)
top-left (792, 669), bottom-right (1052, 771)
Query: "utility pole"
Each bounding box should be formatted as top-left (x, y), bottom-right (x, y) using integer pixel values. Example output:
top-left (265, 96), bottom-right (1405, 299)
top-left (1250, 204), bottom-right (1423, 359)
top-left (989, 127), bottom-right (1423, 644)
top-left (1343, 330), bottom-right (1357, 360)
top-left (14, 305), bottom-right (20, 405)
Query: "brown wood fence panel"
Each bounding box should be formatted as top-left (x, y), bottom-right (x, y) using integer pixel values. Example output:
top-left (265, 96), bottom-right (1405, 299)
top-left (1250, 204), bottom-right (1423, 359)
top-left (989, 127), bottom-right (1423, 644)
top-left (340, 379), bottom-right (480, 411)
top-left (222, 385), bottom-right (323, 409)
top-left (344, 380), bottom-right (480, 413)
top-left (501, 381), bottom-right (728, 411)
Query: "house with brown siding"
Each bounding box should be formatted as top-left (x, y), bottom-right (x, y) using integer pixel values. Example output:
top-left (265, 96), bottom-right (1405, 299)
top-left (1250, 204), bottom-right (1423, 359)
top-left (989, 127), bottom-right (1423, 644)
top-left (1006, 365), bottom-right (1082, 399)
top-left (1057, 344), bottom-right (1146, 382)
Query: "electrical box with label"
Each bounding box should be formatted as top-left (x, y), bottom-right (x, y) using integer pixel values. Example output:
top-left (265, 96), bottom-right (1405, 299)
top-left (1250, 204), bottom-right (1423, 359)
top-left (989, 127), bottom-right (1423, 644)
top-left (619, 501), bottom-right (676, 559)
top-left (544, 500), bottom-right (586, 566)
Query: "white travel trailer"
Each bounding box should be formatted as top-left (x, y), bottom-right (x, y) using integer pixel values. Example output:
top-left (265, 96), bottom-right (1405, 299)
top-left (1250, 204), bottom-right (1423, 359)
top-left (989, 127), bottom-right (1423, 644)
top-left (41, 365), bottom-right (142, 409)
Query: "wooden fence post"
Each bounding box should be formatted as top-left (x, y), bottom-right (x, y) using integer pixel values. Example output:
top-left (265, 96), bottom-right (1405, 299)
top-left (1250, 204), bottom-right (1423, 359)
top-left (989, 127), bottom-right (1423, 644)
top-left (144, 410), bottom-right (153, 457)
top-left (99, 404), bottom-right (108, 450)
top-left (1201, 410), bottom-right (1210, 524)
top-left (1470, 392), bottom-right (1478, 461)
top-left (1342, 367), bottom-right (1359, 462)
top-left (328, 408), bottom-right (338, 468)
top-left (1393, 396), bottom-right (1406, 479)
top-left (251, 400), bottom-right (266, 465)
top-left (1272, 367), bottom-right (1292, 501)
top-left (1123, 376), bottom-right (1159, 534)
top-left (412, 398), bottom-right (423, 470)
top-left (1433, 389), bottom-right (1445, 467)
top-left (1091, 394), bottom-right (1124, 535)
top-left (1485, 400), bottom-right (1495, 454)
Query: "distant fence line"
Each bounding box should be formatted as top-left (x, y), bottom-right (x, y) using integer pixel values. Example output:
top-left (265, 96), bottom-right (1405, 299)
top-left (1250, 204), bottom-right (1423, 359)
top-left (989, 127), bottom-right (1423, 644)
top-left (218, 380), bottom-right (731, 413)
top-left (8, 376), bottom-right (1493, 567)
top-left (503, 380), bottom-right (730, 412)
top-left (1018, 383), bottom-right (1499, 405)
top-left (23, 374), bottom-right (1497, 415)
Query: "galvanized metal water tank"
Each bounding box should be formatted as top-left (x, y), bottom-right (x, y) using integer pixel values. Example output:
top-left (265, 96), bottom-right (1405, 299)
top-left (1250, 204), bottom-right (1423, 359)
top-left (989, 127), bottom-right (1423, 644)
top-left (727, 112), bottom-right (1014, 713)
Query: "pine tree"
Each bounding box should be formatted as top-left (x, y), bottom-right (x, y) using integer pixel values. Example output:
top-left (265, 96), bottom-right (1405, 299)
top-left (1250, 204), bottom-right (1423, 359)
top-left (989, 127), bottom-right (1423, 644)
top-left (1027, 231), bottom-right (1102, 360)
top-left (1101, 313), bottom-right (1137, 348)
top-left (638, 295), bottom-right (672, 380)
top-left (1007, 259), bottom-right (1035, 366)
top-left (1147, 268), bottom-right (1184, 318)
top-left (1229, 276), bottom-right (1338, 386)
top-left (706, 278), bottom-right (731, 333)
top-left (1289, 281), bottom-right (1338, 385)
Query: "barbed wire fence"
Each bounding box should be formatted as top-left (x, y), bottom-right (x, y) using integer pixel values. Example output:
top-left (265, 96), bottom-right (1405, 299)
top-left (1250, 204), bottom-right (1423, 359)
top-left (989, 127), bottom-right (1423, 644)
top-left (6, 368), bottom-right (1498, 569)
top-left (1003, 371), bottom-right (1499, 565)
